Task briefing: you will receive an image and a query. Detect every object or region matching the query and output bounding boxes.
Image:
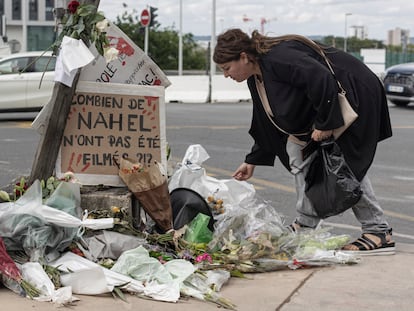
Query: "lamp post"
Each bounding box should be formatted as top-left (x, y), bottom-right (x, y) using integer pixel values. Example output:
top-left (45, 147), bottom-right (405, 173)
top-left (344, 12), bottom-right (352, 52)
top-left (178, 0), bottom-right (183, 75)
top-left (207, 0), bottom-right (216, 103)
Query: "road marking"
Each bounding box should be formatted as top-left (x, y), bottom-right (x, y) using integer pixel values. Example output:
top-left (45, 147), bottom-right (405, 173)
top-left (167, 125), bottom-right (248, 130)
top-left (324, 221), bottom-right (414, 240)
top-left (393, 125), bottom-right (414, 129)
top-left (1, 139), bottom-right (18, 142)
top-left (393, 176), bottom-right (414, 181)
top-left (377, 196), bottom-right (414, 203)
top-left (0, 121), bottom-right (33, 129)
top-left (382, 210), bottom-right (414, 222)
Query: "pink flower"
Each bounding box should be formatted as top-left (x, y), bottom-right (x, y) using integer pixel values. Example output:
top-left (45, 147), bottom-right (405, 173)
top-left (195, 253), bottom-right (212, 263)
top-left (67, 1), bottom-right (80, 14)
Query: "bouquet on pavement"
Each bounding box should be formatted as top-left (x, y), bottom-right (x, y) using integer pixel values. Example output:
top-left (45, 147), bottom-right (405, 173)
top-left (0, 237), bottom-right (41, 298)
top-left (118, 158), bottom-right (173, 233)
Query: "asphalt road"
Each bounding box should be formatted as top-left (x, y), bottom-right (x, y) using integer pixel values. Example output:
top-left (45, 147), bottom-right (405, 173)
top-left (0, 103), bottom-right (413, 245)
top-left (164, 102), bottom-right (414, 245)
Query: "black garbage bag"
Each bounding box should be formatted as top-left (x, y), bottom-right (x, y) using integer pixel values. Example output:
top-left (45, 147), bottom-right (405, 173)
top-left (305, 138), bottom-right (363, 218)
top-left (170, 187), bottom-right (215, 231)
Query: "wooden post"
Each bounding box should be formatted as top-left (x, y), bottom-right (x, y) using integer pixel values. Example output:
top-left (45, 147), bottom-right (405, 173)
top-left (29, 0), bottom-right (100, 184)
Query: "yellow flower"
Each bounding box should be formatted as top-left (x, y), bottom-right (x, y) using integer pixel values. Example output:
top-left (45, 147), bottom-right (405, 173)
top-left (111, 206), bottom-right (121, 214)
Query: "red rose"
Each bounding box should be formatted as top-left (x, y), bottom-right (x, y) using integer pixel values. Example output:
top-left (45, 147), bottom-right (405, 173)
top-left (67, 0), bottom-right (80, 14)
top-left (14, 181), bottom-right (28, 197)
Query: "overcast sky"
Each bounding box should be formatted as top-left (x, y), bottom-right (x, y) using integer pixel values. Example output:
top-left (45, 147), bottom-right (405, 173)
top-left (98, 0), bottom-right (413, 41)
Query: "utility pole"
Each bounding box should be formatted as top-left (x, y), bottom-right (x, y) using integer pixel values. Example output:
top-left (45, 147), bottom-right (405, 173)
top-left (207, 0), bottom-right (216, 103)
top-left (21, 0), bottom-right (27, 51)
top-left (344, 13), bottom-right (352, 52)
top-left (178, 0), bottom-right (183, 75)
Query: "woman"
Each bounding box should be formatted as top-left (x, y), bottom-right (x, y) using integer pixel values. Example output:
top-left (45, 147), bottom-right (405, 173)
top-left (213, 28), bottom-right (394, 255)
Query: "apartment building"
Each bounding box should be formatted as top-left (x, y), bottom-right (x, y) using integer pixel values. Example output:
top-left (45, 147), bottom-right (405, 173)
top-left (387, 27), bottom-right (410, 47)
top-left (0, 0), bottom-right (58, 53)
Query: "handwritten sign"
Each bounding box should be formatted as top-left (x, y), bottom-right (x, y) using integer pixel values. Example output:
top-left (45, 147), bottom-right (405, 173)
top-left (79, 22), bottom-right (171, 88)
top-left (56, 81), bottom-right (167, 186)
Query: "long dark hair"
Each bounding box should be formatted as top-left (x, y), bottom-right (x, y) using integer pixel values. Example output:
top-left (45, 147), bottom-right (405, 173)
top-left (213, 28), bottom-right (327, 64)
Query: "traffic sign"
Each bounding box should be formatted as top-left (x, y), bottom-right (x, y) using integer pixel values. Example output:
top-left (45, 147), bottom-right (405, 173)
top-left (140, 9), bottom-right (150, 27)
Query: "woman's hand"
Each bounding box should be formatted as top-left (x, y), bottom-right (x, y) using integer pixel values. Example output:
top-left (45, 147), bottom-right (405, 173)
top-left (311, 129), bottom-right (334, 141)
top-left (233, 163), bottom-right (256, 181)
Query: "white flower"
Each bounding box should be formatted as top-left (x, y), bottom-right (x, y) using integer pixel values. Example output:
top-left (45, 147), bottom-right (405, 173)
top-left (95, 19), bottom-right (109, 33)
top-left (104, 47), bottom-right (119, 63)
top-left (0, 190), bottom-right (10, 202)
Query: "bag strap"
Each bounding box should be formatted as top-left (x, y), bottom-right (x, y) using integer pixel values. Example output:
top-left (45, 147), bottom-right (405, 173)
top-left (320, 52), bottom-right (346, 95)
top-left (255, 77), bottom-right (310, 136)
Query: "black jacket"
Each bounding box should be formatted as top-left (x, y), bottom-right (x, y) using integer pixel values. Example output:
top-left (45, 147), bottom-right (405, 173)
top-left (245, 41), bottom-right (392, 181)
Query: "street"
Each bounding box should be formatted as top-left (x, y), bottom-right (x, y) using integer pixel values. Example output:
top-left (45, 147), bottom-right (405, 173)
top-left (0, 102), bottom-right (413, 244)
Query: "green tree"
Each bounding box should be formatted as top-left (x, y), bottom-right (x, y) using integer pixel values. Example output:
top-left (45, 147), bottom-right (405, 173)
top-left (320, 36), bottom-right (385, 52)
top-left (114, 8), bottom-right (207, 71)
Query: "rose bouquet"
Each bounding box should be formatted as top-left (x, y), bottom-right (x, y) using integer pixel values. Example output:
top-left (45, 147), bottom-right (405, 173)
top-left (53, 1), bottom-right (117, 60)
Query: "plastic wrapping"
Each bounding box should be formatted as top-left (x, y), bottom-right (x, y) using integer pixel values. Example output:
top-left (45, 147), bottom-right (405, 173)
top-left (44, 182), bottom-right (81, 216)
top-left (50, 252), bottom-right (148, 296)
top-left (0, 181), bottom-right (80, 261)
top-left (169, 144), bottom-right (256, 214)
top-left (183, 213), bottom-right (213, 244)
top-left (305, 139), bottom-right (363, 218)
top-left (77, 230), bottom-right (147, 262)
top-left (110, 246), bottom-right (195, 302)
top-left (0, 180), bottom-right (113, 261)
top-left (209, 196), bottom-right (286, 252)
top-left (21, 262), bottom-right (75, 305)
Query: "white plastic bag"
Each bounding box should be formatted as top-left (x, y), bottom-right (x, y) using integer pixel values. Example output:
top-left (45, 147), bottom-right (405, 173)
top-left (60, 267), bottom-right (114, 295)
top-left (168, 144), bottom-right (256, 211)
top-left (21, 262), bottom-right (74, 304)
top-left (50, 251), bottom-right (182, 302)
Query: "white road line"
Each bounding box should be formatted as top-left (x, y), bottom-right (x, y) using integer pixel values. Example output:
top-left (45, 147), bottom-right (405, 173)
top-left (377, 196), bottom-right (414, 203)
top-left (324, 221), bottom-right (414, 240)
top-left (393, 176), bottom-right (414, 181)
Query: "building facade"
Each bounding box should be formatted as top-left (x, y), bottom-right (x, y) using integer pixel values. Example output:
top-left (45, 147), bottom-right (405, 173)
top-left (0, 0), bottom-right (58, 53)
top-left (387, 27), bottom-right (410, 47)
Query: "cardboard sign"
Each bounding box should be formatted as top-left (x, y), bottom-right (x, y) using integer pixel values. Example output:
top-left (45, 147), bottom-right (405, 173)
top-left (56, 81), bottom-right (167, 186)
top-left (79, 22), bottom-right (171, 88)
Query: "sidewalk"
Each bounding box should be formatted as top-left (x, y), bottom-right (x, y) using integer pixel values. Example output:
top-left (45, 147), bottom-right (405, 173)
top-left (2, 243), bottom-right (413, 311)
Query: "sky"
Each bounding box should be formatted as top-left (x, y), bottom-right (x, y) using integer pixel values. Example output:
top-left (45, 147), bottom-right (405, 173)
top-left (98, 0), bottom-right (414, 41)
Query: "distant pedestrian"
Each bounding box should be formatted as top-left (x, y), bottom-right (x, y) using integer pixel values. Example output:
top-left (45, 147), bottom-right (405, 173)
top-left (213, 28), bottom-right (395, 255)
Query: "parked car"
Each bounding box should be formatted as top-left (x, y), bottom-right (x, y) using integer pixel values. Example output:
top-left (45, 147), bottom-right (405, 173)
top-left (382, 62), bottom-right (414, 107)
top-left (0, 51), bottom-right (56, 112)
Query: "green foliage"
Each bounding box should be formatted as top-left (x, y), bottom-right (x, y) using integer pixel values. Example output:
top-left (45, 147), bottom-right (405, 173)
top-left (114, 7), bottom-right (207, 71)
top-left (12, 176), bottom-right (63, 201)
top-left (53, 3), bottom-right (107, 56)
top-left (320, 35), bottom-right (385, 52)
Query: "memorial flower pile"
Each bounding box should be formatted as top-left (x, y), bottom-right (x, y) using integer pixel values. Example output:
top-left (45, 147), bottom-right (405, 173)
top-left (0, 145), bottom-right (360, 309)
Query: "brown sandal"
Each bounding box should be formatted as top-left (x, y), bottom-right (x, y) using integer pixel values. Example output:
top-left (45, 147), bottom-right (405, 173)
top-left (341, 231), bottom-right (395, 256)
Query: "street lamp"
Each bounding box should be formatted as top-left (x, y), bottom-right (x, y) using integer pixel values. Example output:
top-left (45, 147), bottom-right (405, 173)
top-left (344, 12), bottom-right (352, 52)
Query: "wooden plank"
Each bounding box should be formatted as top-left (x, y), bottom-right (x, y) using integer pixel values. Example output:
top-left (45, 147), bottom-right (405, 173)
top-left (29, 0), bottom-right (100, 184)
